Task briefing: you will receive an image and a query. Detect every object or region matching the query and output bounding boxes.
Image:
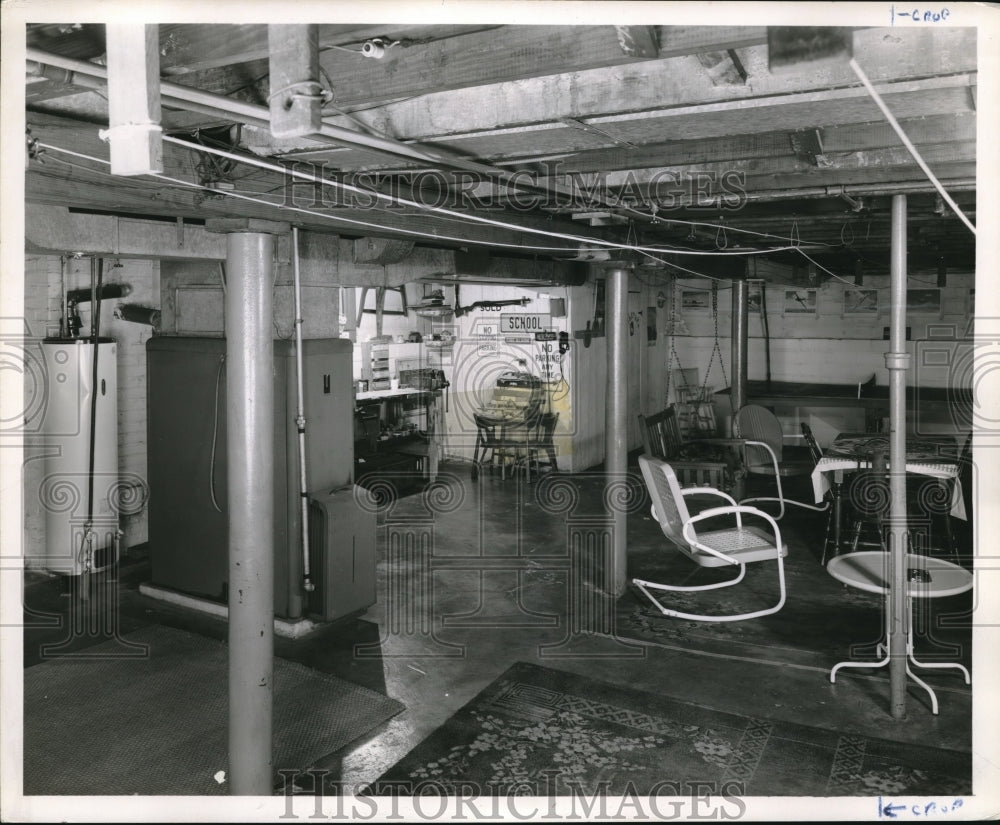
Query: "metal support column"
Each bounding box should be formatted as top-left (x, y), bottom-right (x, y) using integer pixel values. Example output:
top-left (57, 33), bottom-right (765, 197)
top-left (605, 266), bottom-right (630, 596)
top-left (226, 230), bottom-right (276, 793)
top-left (887, 194), bottom-right (911, 719)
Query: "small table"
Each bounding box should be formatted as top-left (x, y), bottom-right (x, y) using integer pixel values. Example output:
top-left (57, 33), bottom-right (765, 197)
top-left (827, 551), bottom-right (972, 714)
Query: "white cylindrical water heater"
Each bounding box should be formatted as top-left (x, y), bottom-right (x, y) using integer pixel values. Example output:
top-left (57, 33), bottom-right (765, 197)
top-left (40, 339), bottom-right (119, 575)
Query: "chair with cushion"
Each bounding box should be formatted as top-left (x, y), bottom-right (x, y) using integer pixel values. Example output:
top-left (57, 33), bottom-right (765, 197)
top-left (734, 404), bottom-right (829, 519)
top-left (633, 455), bottom-right (788, 622)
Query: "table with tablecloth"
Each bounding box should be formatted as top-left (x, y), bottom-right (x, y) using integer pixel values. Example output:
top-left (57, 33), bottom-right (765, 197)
top-left (810, 433), bottom-right (965, 520)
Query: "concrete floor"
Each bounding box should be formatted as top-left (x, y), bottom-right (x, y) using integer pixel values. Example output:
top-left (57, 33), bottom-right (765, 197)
top-left (22, 458), bottom-right (973, 796)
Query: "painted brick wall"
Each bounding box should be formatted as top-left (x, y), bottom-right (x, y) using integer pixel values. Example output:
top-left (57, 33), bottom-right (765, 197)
top-left (643, 270), bottom-right (975, 445)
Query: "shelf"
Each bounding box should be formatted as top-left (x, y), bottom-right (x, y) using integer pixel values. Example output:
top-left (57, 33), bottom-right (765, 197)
top-left (414, 306), bottom-right (454, 318)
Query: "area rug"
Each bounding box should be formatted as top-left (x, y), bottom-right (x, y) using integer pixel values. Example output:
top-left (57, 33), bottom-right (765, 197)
top-left (24, 624), bottom-right (404, 795)
top-left (370, 662), bottom-right (970, 797)
top-left (615, 511), bottom-right (973, 671)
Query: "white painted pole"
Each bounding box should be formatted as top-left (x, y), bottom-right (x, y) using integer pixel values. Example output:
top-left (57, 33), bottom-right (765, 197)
top-left (226, 231), bottom-right (275, 793)
top-left (887, 194), bottom-right (911, 719)
top-left (606, 266), bottom-right (630, 596)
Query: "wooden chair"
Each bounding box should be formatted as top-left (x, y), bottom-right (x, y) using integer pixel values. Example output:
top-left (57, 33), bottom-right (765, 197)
top-left (525, 411), bottom-right (559, 480)
top-left (638, 406), bottom-right (736, 491)
top-left (493, 410), bottom-right (556, 483)
top-left (472, 408), bottom-right (551, 482)
top-left (801, 423), bottom-right (842, 563)
top-left (734, 404), bottom-right (829, 519)
top-left (633, 455), bottom-right (788, 622)
top-left (471, 413), bottom-right (504, 480)
top-left (800, 422), bottom-right (823, 464)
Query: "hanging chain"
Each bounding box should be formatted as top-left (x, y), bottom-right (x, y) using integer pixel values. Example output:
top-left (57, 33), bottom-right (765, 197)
top-left (700, 281), bottom-right (728, 399)
top-left (663, 276), bottom-right (686, 407)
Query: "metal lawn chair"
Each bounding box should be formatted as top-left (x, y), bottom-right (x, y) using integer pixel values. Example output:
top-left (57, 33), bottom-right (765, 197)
top-left (734, 404), bottom-right (829, 519)
top-left (633, 454), bottom-right (788, 622)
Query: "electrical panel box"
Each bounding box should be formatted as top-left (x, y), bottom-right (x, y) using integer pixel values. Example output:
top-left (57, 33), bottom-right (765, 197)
top-left (146, 337), bottom-right (354, 619)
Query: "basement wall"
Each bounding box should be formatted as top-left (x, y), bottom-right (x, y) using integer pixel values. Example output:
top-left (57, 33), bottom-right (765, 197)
top-left (639, 269), bottom-right (975, 447)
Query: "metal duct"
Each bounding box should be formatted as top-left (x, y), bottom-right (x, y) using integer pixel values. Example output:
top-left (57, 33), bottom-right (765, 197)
top-left (67, 283), bottom-right (130, 304)
top-left (114, 304), bottom-right (161, 326)
top-left (353, 237), bottom-right (415, 265)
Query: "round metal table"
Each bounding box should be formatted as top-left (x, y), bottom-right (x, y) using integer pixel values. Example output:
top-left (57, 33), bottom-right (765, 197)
top-left (827, 551), bottom-right (972, 715)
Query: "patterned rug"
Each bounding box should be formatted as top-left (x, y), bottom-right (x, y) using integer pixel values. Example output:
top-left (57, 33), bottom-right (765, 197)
top-left (370, 662), bottom-right (970, 797)
top-left (24, 624), bottom-right (404, 795)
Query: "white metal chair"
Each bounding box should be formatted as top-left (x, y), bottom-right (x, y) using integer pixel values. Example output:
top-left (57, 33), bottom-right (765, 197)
top-left (734, 404), bottom-right (829, 519)
top-left (633, 455), bottom-right (788, 622)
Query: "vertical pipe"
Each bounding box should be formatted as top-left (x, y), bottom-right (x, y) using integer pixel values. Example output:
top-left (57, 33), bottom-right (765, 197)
top-left (605, 267), bottom-right (629, 596)
top-left (226, 232), bottom-right (275, 794)
top-left (89, 257), bottom-right (98, 339)
top-left (887, 194), bottom-right (911, 719)
top-left (730, 278), bottom-right (750, 500)
top-left (291, 227), bottom-right (314, 599)
top-left (731, 278), bottom-right (749, 414)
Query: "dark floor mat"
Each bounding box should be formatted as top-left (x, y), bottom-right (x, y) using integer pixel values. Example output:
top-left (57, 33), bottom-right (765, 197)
top-left (24, 624), bottom-right (404, 795)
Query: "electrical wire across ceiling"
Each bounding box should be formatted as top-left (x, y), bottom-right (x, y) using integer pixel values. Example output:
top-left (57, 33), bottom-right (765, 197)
top-left (26, 42), bottom-right (974, 286)
top-left (36, 137), bottom-right (847, 289)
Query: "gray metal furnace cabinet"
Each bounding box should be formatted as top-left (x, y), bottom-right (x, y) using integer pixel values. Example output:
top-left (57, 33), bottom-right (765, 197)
top-left (146, 336), bottom-right (367, 620)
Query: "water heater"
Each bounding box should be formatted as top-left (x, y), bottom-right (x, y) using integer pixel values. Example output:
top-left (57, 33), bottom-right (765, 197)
top-left (40, 339), bottom-right (119, 575)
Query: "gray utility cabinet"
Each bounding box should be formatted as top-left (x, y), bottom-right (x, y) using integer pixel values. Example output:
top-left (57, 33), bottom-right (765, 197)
top-left (147, 336), bottom-right (373, 620)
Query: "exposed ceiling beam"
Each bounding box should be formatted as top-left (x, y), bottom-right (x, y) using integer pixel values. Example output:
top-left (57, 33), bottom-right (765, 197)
top-left (273, 74), bottom-right (976, 175)
top-left (156, 26), bottom-right (776, 111)
top-left (299, 28), bottom-right (973, 145)
top-left (26, 46), bottom-right (625, 213)
top-left (158, 24), bottom-right (501, 75)
top-left (695, 49), bottom-right (748, 86)
top-left (614, 26), bottom-right (659, 58)
top-left (498, 114), bottom-right (976, 176)
top-left (420, 140), bottom-right (976, 209)
top-left (419, 75), bottom-right (976, 155)
top-left (24, 114), bottom-right (591, 254)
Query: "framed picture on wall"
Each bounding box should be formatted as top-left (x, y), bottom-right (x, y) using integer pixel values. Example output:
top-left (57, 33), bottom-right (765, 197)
top-left (783, 288), bottom-right (817, 315)
top-left (906, 288), bottom-right (941, 315)
top-left (680, 289), bottom-right (711, 311)
top-left (843, 287), bottom-right (879, 315)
